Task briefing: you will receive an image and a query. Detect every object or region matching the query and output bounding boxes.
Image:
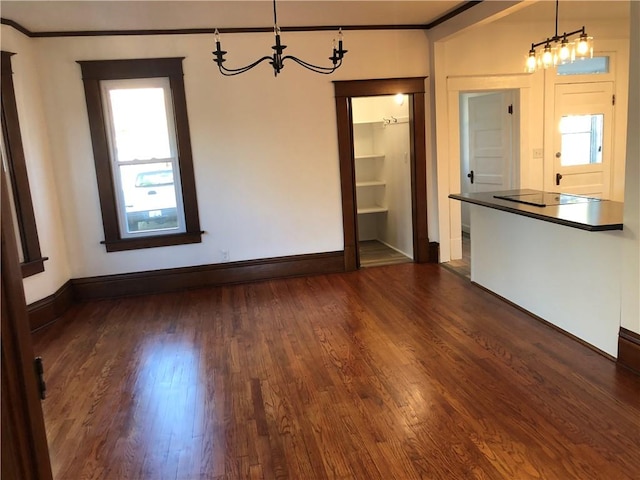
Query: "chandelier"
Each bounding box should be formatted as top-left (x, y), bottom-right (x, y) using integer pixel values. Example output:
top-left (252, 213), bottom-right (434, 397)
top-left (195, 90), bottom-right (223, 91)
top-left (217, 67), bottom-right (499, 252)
top-left (212, 0), bottom-right (347, 77)
top-left (525, 0), bottom-right (593, 73)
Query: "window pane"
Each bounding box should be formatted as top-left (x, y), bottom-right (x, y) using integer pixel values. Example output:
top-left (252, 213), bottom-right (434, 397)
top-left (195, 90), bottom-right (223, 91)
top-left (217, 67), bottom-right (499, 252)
top-left (559, 114), bottom-right (603, 166)
top-left (557, 56), bottom-right (609, 76)
top-left (108, 87), bottom-right (172, 162)
top-left (120, 162), bottom-right (180, 234)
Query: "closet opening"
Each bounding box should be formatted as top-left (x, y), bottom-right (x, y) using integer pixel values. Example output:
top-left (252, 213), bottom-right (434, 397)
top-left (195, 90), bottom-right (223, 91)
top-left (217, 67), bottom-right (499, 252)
top-left (334, 77), bottom-right (433, 272)
top-left (352, 95), bottom-right (413, 267)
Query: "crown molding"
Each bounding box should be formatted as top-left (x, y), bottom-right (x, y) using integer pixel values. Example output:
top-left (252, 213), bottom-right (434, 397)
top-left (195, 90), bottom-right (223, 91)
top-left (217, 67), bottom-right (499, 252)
top-left (1, 1), bottom-right (481, 38)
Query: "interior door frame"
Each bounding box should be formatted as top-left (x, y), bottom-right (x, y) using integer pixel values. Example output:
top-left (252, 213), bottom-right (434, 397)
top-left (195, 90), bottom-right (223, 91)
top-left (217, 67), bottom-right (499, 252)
top-left (459, 89), bottom-right (519, 233)
top-left (334, 77), bottom-right (431, 271)
top-left (1, 165), bottom-right (53, 480)
top-left (444, 74), bottom-right (531, 262)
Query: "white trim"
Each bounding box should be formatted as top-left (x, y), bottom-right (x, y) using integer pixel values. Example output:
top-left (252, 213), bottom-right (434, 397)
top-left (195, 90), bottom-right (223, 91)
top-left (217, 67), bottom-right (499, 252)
top-left (437, 73), bottom-right (533, 262)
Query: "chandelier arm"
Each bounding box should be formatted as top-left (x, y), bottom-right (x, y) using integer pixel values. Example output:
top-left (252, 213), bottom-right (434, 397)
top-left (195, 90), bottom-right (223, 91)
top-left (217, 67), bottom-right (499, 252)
top-left (213, 0), bottom-right (346, 76)
top-left (283, 55), bottom-right (342, 73)
top-left (530, 26), bottom-right (587, 50)
top-left (217, 55), bottom-right (274, 76)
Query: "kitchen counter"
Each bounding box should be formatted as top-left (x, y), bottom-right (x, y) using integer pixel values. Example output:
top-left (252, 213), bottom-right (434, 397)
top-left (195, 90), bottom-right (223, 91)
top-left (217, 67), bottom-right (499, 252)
top-left (449, 189), bottom-right (623, 231)
top-left (448, 189), bottom-right (624, 357)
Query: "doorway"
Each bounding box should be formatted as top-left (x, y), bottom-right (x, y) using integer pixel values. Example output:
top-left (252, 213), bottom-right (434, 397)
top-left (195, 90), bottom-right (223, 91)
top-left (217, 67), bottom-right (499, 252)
top-left (333, 77), bottom-right (432, 271)
top-left (352, 95), bottom-right (413, 267)
top-left (447, 89), bottom-right (519, 277)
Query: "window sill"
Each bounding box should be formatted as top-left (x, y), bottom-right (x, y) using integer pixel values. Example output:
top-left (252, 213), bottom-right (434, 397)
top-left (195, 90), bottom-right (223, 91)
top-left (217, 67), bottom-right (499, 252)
top-left (21, 257), bottom-right (48, 278)
top-left (102, 231), bottom-right (203, 252)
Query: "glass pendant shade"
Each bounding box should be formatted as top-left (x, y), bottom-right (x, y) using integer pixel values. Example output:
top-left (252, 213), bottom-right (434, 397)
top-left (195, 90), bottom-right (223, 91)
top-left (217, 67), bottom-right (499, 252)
top-left (575, 33), bottom-right (594, 59)
top-left (558, 37), bottom-right (572, 64)
top-left (526, 49), bottom-right (537, 73)
top-left (541, 44), bottom-right (554, 68)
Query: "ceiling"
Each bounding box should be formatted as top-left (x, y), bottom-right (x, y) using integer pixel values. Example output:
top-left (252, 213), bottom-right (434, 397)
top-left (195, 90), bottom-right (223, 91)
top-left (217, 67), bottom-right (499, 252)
top-left (0, 1), bottom-right (629, 36)
top-left (0, 1), bottom-right (473, 33)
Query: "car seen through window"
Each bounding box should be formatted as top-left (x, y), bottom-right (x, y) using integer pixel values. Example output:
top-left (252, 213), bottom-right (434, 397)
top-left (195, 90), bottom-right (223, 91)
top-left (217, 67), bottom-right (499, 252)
top-left (123, 166), bottom-right (179, 233)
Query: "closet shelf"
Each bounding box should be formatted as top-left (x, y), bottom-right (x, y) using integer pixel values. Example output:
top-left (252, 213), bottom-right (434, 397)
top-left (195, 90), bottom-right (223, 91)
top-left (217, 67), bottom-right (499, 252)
top-left (356, 181), bottom-right (386, 187)
top-left (355, 154), bottom-right (385, 160)
top-left (353, 120), bottom-right (383, 126)
top-left (358, 206), bottom-right (388, 214)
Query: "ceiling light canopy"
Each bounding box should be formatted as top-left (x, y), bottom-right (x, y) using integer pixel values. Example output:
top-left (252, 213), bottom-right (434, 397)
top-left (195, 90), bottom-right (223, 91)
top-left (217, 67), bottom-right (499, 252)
top-left (212, 0), bottom-right (347, 77)
top-left (525, 0), bottom-right (593, 73)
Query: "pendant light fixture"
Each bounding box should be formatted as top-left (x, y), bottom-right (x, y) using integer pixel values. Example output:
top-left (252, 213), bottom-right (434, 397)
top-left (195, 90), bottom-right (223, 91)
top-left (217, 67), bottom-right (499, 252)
top-left (212, 0), bottom-right (347, 77)
top-left (525, 0), bottom-right (593, 73)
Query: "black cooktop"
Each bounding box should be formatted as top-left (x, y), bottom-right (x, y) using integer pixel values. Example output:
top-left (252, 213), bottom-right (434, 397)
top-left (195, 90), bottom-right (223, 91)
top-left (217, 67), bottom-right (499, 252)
top-left (493, 192), bottom-right (601, 208)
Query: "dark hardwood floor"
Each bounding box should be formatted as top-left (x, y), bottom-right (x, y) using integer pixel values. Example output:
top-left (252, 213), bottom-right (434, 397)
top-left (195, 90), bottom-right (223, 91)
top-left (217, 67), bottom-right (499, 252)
top-left (359, 240), bottom-right (412, 267)
top-left (32, 264), bottom-right (640, 480)
top-left (442, 232), bottom-right (470, 279)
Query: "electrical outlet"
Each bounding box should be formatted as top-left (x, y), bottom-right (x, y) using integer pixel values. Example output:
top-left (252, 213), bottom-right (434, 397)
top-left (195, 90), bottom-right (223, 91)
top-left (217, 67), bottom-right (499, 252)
top-left (533, 148), bottom-right (544, 158)
top-left (221, 250), bottom-right (229, 262)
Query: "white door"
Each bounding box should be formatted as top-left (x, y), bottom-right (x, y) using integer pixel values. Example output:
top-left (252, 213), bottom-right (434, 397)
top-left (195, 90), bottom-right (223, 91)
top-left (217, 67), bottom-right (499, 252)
top-left (466, 92), bottom-right (515, 193)
top-left (553, 82), bottom-right (613, 198)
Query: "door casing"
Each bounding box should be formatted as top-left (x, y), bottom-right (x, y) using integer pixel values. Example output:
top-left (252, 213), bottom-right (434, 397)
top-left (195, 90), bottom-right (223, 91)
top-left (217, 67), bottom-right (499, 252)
top-left (334, 77), bottom-right (431, 271)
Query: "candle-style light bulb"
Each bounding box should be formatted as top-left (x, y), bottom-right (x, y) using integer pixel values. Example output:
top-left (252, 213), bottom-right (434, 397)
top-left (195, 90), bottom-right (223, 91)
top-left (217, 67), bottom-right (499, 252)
top-left (558, 36), bottom-right (571, 63)
top-left (542, 43), bottom-right (554, 68)
top-left (526, 48), bottom-right (537, 73)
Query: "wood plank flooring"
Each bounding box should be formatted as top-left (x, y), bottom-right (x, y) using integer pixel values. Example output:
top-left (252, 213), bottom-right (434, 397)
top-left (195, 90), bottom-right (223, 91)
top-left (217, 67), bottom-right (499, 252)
top-left (442, 232), bottom-right (471, 279)
top-left (32, 264), bottom-right (640, 480)
top-left (359, 240), bottom-right (412, 268)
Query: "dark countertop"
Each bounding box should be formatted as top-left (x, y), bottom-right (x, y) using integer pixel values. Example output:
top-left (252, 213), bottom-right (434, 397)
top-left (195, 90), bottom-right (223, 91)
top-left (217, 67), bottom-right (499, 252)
top-left (449, 189), bottom-right (623, 231)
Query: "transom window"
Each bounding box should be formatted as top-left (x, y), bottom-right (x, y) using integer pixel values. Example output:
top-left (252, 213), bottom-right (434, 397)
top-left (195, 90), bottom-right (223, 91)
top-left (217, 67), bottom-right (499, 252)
top-left (79, 58), bottom-right (201, 252)
top-left (557, 56), bottom-right (609, 76)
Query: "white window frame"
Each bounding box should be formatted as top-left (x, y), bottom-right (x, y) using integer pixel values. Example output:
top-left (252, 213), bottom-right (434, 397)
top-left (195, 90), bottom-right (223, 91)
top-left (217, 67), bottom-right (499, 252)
top-left (100, 77), bottom-right (187, 238)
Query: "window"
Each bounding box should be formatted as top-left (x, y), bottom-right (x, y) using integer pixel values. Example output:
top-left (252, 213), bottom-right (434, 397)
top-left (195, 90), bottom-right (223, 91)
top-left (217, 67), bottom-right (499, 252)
top-left (559, 114), bottom-right (604, 165)
top-left (557, 56), bottom-right (609, 76)
top-left (1, 51), bottom-right (47, 277)
top-left (78, 58), bottom-right (201, 252)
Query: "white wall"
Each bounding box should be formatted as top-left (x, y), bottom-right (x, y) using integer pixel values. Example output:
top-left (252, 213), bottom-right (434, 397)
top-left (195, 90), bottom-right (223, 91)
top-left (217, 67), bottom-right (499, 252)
top-left (620, 1), bottom-right (640, 336)
top-left (12, 28), bottom-right (428, 282)
top-left (379, 114), bottom-right (413, 257)
top-left (1, 27), bottom-right (72, 304)
top-left (471, 205), bottom-right (623, 357)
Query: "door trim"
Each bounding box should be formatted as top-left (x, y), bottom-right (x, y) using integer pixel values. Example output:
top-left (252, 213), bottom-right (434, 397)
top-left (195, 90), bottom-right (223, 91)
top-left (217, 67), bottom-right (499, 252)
top-left (334, 77), bottom-right (429, 271)
top-left (442, 74), bottom-right (532, 262)
top-left (1, 167), bottom-right (53, 480)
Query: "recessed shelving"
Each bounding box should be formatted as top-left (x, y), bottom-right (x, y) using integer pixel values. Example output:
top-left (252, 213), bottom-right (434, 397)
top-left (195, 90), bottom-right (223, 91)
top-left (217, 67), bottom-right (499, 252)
top-left (355, 151), bottom-right (386, 216)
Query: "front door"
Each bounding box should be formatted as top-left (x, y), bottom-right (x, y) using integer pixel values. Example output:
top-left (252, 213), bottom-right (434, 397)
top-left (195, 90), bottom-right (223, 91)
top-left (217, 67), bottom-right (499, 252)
top-left (553, 82), bottom-right (614, 198)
